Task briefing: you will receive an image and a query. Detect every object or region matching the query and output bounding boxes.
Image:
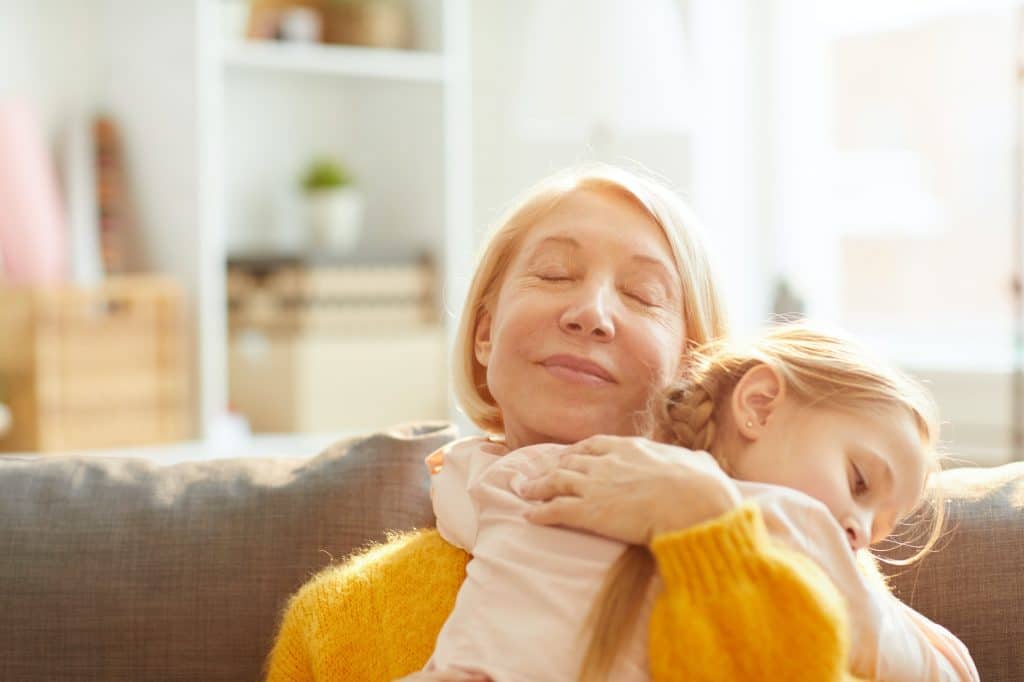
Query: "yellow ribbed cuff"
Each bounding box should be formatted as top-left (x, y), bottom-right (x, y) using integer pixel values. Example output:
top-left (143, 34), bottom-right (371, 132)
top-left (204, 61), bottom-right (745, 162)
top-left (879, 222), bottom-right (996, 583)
top-left (650, 502), bottom-right (771, 596)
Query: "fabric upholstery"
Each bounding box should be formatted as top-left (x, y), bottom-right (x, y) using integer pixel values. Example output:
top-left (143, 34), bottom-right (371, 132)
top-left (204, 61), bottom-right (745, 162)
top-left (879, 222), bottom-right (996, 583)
top-left (0, 421), bottom-right (456, 681)
top-left (881, 462), bottom-right (1024, 682)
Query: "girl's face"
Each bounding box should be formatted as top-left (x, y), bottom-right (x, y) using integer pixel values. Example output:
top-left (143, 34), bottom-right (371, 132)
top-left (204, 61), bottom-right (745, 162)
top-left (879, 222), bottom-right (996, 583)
top-left (730, 386), bottom-right (929, 552)
top-left (474, 188), bottom-right (686, 450)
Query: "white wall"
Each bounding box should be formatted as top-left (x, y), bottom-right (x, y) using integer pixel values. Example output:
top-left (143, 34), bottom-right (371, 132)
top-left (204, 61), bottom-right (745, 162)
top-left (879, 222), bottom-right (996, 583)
top-left (0, 1), bottom-right (101, 139)
top-left (469, 1), bottom-right (693, 242)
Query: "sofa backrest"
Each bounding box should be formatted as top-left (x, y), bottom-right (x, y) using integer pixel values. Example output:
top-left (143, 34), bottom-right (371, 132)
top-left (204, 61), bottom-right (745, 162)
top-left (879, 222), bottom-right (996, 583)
top-left (2, 422), bottom-right (1019, 681)
top-left (880, 461), bottom-right (1024, 682)
top-left (0, 421), bottom-right (455, 681)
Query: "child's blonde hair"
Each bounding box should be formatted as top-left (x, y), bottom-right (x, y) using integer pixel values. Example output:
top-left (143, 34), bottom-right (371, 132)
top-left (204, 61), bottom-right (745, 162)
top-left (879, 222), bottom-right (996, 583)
top-left (578, 321), bottom-right (947, 682)
top-left (452, 163), bottom-right (730, 434)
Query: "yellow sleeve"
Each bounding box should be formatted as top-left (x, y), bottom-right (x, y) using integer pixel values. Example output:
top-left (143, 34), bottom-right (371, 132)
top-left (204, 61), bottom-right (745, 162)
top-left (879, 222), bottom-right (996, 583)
top-left (263, 529), bottom-right (469, 681)
top-left (648, 503), bottom-right (865, 682)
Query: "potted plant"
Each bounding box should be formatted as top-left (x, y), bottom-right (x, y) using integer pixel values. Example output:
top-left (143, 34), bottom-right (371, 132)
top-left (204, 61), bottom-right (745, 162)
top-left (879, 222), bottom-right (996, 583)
top-left (301, 157), bottom-right (364, 254)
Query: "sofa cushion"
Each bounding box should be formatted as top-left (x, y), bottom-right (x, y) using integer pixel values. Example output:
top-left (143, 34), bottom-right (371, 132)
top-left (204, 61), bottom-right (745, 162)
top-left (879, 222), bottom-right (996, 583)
top-left (881, 462), bottom-right (1024, 682)
top-left (0, 420), bottom-right (456, 681)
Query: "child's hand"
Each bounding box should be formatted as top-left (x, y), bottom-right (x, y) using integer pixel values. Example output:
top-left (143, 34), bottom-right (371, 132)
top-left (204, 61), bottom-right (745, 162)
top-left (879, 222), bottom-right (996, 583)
top-left (517, 434), bottom-right (742, 545)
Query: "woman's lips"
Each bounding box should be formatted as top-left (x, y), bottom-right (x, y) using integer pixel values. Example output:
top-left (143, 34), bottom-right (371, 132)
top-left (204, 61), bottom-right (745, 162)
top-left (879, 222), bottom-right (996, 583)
top-left (540, 354), bottom-right (616, 386)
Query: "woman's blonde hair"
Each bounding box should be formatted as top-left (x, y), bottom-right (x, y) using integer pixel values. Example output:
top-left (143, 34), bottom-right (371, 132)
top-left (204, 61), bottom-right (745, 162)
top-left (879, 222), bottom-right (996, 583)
top-left (578, 321), bottom-right (947, 681)
top-left (452, 163), bottom-right (730, 434)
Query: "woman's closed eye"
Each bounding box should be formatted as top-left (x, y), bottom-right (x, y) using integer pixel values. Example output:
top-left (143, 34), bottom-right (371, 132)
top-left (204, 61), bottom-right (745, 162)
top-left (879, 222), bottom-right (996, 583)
top-left (623, 279), bottom-right (669, 307)
top-left (624, 287), bottom-right (664, 307)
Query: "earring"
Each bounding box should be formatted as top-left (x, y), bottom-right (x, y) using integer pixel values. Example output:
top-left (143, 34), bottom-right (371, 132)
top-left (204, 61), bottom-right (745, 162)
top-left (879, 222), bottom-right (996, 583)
top-left (745, 420), bottom-right (754, 429)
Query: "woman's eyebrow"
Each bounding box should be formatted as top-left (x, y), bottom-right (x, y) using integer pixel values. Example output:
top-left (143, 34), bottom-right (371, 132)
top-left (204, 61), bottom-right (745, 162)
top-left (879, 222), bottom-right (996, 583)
top-left (531, 235), bottom-right (677, 282)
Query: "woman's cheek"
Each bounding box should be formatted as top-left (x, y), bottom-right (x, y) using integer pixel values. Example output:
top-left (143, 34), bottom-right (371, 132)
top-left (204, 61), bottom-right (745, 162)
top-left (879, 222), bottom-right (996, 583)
top-left (639, 324), bottom-right (684, 384)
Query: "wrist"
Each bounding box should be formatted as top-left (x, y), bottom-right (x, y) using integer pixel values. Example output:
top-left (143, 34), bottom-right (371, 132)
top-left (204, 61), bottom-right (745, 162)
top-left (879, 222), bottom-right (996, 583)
top-left (649, 479), bottom-right (740, 541)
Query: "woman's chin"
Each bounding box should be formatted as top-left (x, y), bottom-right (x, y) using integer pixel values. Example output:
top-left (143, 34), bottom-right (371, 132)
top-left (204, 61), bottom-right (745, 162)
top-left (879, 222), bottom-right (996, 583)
top-left (530, 411), bottom-right (629, 444)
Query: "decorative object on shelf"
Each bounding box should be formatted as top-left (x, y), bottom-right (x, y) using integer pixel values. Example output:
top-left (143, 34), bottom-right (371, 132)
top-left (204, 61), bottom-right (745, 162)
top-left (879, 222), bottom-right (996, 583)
top-left (301, 156), bottom-right (364, 254)
top-left (0, 276), bottom-right (191, 452)
top-left (279, 6), bottom-right (323, 42)
top-left (246, 0), bottom-right (324, 41)
top-left (63, 112), bottom-right (104, 285)
top-left (227, 250), bottom-right (437, 333)
top-left (0, 100), bottom-right (68, 284)
top-left (771, 278), bottom-right (806, 320)
top-left (93, 116), bottom-right (139, 274)
top-left (0, 375), bottom-right (10, 438)
top-left (323, 0), bottom-right (413, 49)
top-left (226, 252), bottom-right (445, 432)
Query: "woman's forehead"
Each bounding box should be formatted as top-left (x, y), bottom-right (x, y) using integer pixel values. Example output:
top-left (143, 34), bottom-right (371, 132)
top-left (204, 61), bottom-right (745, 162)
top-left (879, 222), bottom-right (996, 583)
top-left (518, 190), bottom-right (677, 267)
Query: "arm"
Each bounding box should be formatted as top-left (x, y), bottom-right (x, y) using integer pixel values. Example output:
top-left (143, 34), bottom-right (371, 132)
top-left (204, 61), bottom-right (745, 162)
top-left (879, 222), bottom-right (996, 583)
top-left (647, 503), bottom-right (859, 682)
top-left (427, 438), bottom-right (505, 551)
top-left (749, 485), bottom-right (979, 681)
top-left (517, 435), bottom-right (859, 680)
top-left (264, 529), bottom-right (470, 681)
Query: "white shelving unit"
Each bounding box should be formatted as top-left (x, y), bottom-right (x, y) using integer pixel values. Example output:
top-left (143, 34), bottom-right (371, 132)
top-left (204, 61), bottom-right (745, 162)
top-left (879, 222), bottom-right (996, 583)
top-left (221, 41), bottom-right (448, 82)
top-left (1, 0), bottom-right (473, 441)
top-left (202, 0), bottom-right (473, 438)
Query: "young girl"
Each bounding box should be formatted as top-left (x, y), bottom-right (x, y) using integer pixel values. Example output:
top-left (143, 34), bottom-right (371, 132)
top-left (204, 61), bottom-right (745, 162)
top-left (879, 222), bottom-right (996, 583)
top-left (425, 323), bottom-right (978, 681)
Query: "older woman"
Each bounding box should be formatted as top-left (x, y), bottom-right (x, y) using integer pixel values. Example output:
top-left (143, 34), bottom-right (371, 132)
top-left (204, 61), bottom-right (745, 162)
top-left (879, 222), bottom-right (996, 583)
top-left (265, 165), bottom-right (972, 681)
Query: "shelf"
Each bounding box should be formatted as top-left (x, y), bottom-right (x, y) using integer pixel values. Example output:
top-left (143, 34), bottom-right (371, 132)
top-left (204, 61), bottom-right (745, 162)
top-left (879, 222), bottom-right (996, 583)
top-left (221, 40), bottom-right (447, 83)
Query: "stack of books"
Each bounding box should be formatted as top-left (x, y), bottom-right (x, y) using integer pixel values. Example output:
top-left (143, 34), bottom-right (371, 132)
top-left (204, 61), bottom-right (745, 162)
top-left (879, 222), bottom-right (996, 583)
top-left (227, 253), bottom-right (439, 334)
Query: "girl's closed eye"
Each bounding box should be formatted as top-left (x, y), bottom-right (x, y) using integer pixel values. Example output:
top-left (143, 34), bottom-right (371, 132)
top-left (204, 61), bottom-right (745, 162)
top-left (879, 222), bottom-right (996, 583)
top-left (850, 461), bottom-right (869, 496)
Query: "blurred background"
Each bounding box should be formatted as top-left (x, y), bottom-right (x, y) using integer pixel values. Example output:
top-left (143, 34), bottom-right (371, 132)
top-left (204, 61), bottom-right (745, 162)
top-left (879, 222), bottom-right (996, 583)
top-left (0, 0), bottom-right (1021, 466)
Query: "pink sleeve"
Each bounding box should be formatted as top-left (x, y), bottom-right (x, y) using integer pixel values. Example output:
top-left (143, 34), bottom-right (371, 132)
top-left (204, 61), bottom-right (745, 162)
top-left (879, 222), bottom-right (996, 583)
top-left (429, 439), bottom-right (504, 552)
top-left (741, 482), bottom-right (980, 681)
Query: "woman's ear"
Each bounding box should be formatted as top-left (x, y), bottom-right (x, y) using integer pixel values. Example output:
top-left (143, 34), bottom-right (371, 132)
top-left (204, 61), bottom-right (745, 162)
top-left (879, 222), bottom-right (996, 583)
top-left (729, 363), bottom-right (786, 441)
top-left (474, 310), bottom-right (493, 367)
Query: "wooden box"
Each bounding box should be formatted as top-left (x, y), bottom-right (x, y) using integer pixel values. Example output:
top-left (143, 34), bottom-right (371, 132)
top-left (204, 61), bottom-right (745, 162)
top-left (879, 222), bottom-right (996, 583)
top-left (229, 326), bottom-right (448, 433)
top-left (0, 276), bottom-right (191, 452)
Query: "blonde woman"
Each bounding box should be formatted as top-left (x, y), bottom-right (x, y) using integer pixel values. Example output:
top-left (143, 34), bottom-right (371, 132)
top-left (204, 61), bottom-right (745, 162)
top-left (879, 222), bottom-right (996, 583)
top-left (265, 165), bottom-right (976, 681)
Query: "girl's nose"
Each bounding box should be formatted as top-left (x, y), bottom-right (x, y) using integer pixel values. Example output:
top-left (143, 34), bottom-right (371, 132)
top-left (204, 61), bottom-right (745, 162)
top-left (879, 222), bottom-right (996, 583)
top-left (559, 282), bottom-right (615, 340)
top-left (845, 514), bottom-right (872, 552)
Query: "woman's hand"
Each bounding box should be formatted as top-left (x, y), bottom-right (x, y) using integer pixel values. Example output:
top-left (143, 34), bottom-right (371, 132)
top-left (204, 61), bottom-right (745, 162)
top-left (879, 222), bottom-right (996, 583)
top-left (517, 434), bottom-right (742, 545)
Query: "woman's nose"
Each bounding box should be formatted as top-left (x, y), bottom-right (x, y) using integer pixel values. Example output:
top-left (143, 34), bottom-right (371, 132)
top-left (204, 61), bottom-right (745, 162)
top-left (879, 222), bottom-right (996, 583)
top-left (559, 282), bottom-right (615, 340)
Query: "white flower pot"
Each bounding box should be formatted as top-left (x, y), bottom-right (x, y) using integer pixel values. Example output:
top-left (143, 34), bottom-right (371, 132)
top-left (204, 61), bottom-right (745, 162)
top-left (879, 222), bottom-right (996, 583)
top-left (306, 187), bottom-right (364, 254)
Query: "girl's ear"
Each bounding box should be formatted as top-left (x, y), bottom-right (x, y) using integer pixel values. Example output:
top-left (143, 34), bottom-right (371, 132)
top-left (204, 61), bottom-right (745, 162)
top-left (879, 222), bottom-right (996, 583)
top-left (474, 310), bottom-right (493, 367)
top-left (729, 363), bottom-right (786, 441)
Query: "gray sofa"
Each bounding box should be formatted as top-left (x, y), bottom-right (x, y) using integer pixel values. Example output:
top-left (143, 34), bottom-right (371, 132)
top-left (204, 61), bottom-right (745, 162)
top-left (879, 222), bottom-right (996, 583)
top-left (0, 421), bottom-right (1020, 680)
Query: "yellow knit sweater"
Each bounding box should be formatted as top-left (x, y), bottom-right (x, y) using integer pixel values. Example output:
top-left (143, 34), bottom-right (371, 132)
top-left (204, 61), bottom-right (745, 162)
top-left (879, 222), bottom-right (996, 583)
top-left (265, 504), bottom-right (862, 681)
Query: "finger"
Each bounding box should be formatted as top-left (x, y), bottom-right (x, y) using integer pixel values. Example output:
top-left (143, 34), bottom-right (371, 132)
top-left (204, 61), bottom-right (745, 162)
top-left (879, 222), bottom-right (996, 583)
top-left (519, 469), bottom-right (588, 501)
top-left (557, 452), bottom-right (594, 474)
top-left (524, 496), bottom-right (586, 527)
top-left (424, 446), bottom-right (446, 474)
top-left (566, 433), bottom-right (626, 456)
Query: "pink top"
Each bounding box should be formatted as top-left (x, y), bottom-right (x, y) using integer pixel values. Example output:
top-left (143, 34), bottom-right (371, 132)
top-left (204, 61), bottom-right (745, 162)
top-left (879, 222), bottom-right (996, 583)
top-left (425, 437), bottom-right (979, 682)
